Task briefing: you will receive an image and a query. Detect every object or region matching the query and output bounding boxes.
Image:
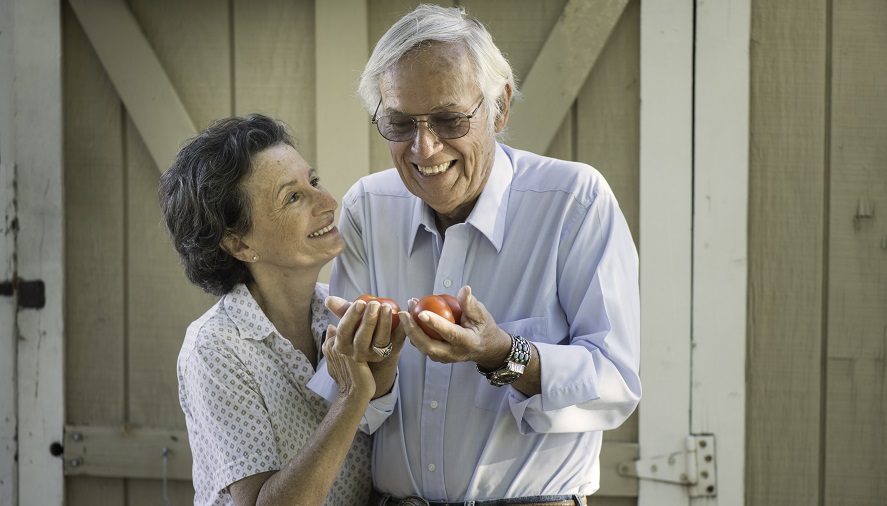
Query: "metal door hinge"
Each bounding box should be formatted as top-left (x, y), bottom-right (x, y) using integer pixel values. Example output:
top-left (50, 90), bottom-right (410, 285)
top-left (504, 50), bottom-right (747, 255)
top-left (617, 434), bottom-right (717, 497)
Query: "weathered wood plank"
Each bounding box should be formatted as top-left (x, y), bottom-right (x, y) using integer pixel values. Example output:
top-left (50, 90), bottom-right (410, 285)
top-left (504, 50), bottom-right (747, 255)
top-left (747, 0), bottom-right (828, 504)
top-left (64, 425), bottom-right (192, 480)
top-left (233, 0), bottom-right (316, 163)
top-left (638, 1), bottom-right (694, 505)
top-left (63, 0), bottom-right (126, 427)
top-left (316, 0), bottom-right (371, 205)
top-left (62, 3), bottom-right (127, 503)
top-left (824, 0), bottom-right (887, 503)
top-left (509, 0), bottom-right (629, 155)
top-left (13, 0), bottom-right (66, 503)
top-left (577, 0), bottom-right (640, 244)
top-left (692, 0), bottom-right (750, 502)
top-left (121, 7), bottom-right (221, 498)
top-left (575, 8), bottom-right (640, 501)
top-left (67, 0), bottom-right (196, 173)
top-left (124, 0), bottom-right (221, 430)
top-left (62, 423), bottom-right (635, 497)
top-left (0, 0), bottom-right (17, 501)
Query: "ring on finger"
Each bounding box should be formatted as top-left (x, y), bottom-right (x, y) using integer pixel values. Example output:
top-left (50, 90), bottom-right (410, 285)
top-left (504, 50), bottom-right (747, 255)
top-left (372, 342), bottom-right (394, 358)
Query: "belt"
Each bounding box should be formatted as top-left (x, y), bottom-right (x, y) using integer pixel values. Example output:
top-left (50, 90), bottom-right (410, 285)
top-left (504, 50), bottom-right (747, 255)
top-left (369, 489), bottom-right (587, 506)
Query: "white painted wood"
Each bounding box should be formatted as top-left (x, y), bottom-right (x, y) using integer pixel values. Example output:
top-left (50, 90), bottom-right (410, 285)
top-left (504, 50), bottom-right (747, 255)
top-left (639, 1), bottom-right (694, 505)
top-left (509, 0), bottom-right (629, 154)
top-left (12, 0), bottom-right (65, 504)
top-left (692, 1), bottom-right (750, 504)
top-left (0, 0), bottom-right (18, 503)
top-left (315, 0), bottom-right (370, 282)
top-left (67, 0), bottom-right (196, 173)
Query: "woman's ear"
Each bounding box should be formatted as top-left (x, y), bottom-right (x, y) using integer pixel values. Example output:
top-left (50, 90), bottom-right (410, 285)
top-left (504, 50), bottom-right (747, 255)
top-left (220, 232), bottom-right (256, 263)
top-left (493, 83), bottom-right (513, 133)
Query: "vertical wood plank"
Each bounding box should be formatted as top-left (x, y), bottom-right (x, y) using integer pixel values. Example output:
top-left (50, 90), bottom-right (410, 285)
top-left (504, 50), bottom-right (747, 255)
top-left (124, 3), bottom-right (226, 502)
top-left (13, 0), bottom-right (66, 503)
top-left (747, 0), bottom-right (828, 504)
top-left (233, 0), bottom-right (316, 163)
top-left (62, 2), bottom-right (127, 503)
top-left (126, 119), bottom-right (214, 428)
top-left (63, 0), bottom-right (126, 427)
top-left (316, 0), bottom-right (370, 282)
top-left (577, 0), bottom-right (640, 243)
top-left (0, 0), bottom-right (16, 501)
top-left (825, 0), bottom-right (887, 504)
top-left (692, 0), bottom-right (750, 502)
top-left (638, 1), bottom-right (694, 505)
top-left (124, 0), bottom-right (223, 430)
top-left (577, 8), bottom-right (640, 499)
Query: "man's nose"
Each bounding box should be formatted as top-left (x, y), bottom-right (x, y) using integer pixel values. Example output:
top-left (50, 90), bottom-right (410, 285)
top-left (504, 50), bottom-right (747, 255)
top-left (412, 120), bottom-right (441, 157)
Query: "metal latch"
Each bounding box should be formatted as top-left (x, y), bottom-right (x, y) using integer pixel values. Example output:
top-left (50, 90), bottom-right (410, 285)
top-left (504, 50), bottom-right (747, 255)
top-left (617, 434), bottom-right (717, 497)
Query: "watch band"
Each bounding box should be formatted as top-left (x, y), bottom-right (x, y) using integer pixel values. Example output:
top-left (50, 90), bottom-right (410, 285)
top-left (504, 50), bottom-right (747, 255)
top-left (476, 334), bottom-right (531, 386)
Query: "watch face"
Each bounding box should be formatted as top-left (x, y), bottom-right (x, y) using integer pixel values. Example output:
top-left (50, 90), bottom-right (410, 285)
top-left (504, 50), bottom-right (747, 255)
top-left (490, 370), bottom-right (520, 386)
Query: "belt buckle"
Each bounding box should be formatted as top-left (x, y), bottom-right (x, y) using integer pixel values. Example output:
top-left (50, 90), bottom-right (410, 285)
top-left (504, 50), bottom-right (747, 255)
top-left (399, 496), bottom-right (431, 506)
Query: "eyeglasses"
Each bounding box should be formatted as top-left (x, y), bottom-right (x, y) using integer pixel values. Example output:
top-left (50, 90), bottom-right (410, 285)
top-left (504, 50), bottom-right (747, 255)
top-left (371, 97), bottom-right (484, 142)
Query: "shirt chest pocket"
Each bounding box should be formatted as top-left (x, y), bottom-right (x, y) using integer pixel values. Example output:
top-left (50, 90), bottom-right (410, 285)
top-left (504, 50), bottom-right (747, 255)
top-left (473, 316), bottom-right (550, 411)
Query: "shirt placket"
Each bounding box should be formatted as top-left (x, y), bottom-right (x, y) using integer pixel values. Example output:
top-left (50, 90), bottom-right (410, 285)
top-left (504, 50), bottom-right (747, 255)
top-left (420, 224), bottom-right (469, 498)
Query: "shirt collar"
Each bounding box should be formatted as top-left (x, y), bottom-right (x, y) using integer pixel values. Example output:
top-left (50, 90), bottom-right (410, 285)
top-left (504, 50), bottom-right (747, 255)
top-left (407, 143), bottom-right (512, 254)
top-left (222, 284), bottom-right (277, 341)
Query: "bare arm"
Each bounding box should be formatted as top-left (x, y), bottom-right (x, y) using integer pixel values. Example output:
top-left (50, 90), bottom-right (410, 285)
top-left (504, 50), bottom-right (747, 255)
top-left (228, 324), bottom-right (374, 506)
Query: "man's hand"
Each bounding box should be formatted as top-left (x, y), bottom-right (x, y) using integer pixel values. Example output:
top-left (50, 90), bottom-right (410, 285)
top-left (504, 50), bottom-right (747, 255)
top-left (399, 285), bottom-right (512, 369)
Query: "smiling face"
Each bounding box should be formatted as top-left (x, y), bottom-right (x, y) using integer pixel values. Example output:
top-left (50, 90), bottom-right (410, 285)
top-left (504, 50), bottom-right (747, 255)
top-left (234, 143), bottom-right (344, 274)
top-left (379, 42), bottom-right (509, 226)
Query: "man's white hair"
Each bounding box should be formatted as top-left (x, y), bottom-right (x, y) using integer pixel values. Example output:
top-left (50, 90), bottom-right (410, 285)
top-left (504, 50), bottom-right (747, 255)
top-left (358, 4), bottom-right (520, 133)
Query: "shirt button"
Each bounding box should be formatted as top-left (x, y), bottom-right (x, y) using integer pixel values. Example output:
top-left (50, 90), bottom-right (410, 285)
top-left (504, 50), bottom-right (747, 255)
top-left (443, 279), bottom-right (453, 288)
top-left (430, 401), bottom-right (439, 409)
top-left (428, 463), bottom-right (436, 472)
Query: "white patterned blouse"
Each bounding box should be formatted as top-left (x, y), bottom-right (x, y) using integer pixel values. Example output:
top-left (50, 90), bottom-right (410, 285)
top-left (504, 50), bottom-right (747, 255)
top-left (177, 283), bottom-right (373, 506)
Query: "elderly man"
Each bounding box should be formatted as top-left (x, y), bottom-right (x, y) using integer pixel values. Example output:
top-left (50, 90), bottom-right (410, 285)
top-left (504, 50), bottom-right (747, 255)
top-left (313, 5), bottom-right (641, 505)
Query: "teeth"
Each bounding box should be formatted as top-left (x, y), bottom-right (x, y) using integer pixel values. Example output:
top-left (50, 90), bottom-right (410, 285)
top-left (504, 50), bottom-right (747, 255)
top-left (309, 224), bottom-right (333, 237)
top-left (417, 162), bottom-right (451, 175)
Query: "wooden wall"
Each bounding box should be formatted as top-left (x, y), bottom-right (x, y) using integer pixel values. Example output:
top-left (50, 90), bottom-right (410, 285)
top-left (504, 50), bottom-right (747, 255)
top-left (62, 0), bottom-right (640, 504)
top-left (748, 0), bottom-right (887, 505)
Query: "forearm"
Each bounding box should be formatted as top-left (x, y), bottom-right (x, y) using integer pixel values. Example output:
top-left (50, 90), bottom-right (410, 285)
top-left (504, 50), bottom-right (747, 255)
top-left (246, 395), bottom-right (367, 506)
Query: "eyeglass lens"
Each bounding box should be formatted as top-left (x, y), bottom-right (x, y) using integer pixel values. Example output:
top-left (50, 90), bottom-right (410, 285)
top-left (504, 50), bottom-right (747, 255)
top-left (376, 112), bottom-right (471, 142)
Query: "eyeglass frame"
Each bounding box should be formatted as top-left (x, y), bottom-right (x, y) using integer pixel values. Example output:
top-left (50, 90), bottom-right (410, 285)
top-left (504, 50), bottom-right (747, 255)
top-left (370, 96), bottom-right (485, 142)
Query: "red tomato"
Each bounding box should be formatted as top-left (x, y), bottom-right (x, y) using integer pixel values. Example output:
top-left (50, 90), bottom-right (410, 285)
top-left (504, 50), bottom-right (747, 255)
top-left (438, 294), bottom-right (463, 324)
top-left (411, 295), bottom-right (455, 341)
top-left (355, 294), bottom-right (401, 331)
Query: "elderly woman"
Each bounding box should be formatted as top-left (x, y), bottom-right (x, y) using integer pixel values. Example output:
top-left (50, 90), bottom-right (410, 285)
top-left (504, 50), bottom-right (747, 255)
top-left (159, 114), bottom-right (402, 506)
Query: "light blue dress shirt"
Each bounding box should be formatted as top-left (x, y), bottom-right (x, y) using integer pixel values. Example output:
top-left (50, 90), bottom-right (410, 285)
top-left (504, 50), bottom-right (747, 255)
top-left (309, 143), bottom-right (641, 500)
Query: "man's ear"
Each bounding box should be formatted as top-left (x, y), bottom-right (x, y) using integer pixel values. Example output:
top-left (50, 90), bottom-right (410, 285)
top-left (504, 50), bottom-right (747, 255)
top-left (220, 232), bottom-right (256, 263)
top-left (493, 83), bottom-right (513, 133)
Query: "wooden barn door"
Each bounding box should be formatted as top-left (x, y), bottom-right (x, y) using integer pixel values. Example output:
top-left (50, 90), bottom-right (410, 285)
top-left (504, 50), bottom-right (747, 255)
top-left (58, 0), bottom-right (643, 504)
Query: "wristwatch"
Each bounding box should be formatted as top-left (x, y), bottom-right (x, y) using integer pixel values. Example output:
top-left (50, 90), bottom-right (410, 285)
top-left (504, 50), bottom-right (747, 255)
top-left (477, 334), bottom-right (531, 387)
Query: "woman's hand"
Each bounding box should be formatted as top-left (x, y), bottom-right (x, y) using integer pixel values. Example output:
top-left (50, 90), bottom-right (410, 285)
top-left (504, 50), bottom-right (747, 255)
top-left (325, 296), bottom-right (407, 398)
top-left (325, 296), bottom-right (407, 364)
top-left (322, 324), bottom-right (375, 402)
